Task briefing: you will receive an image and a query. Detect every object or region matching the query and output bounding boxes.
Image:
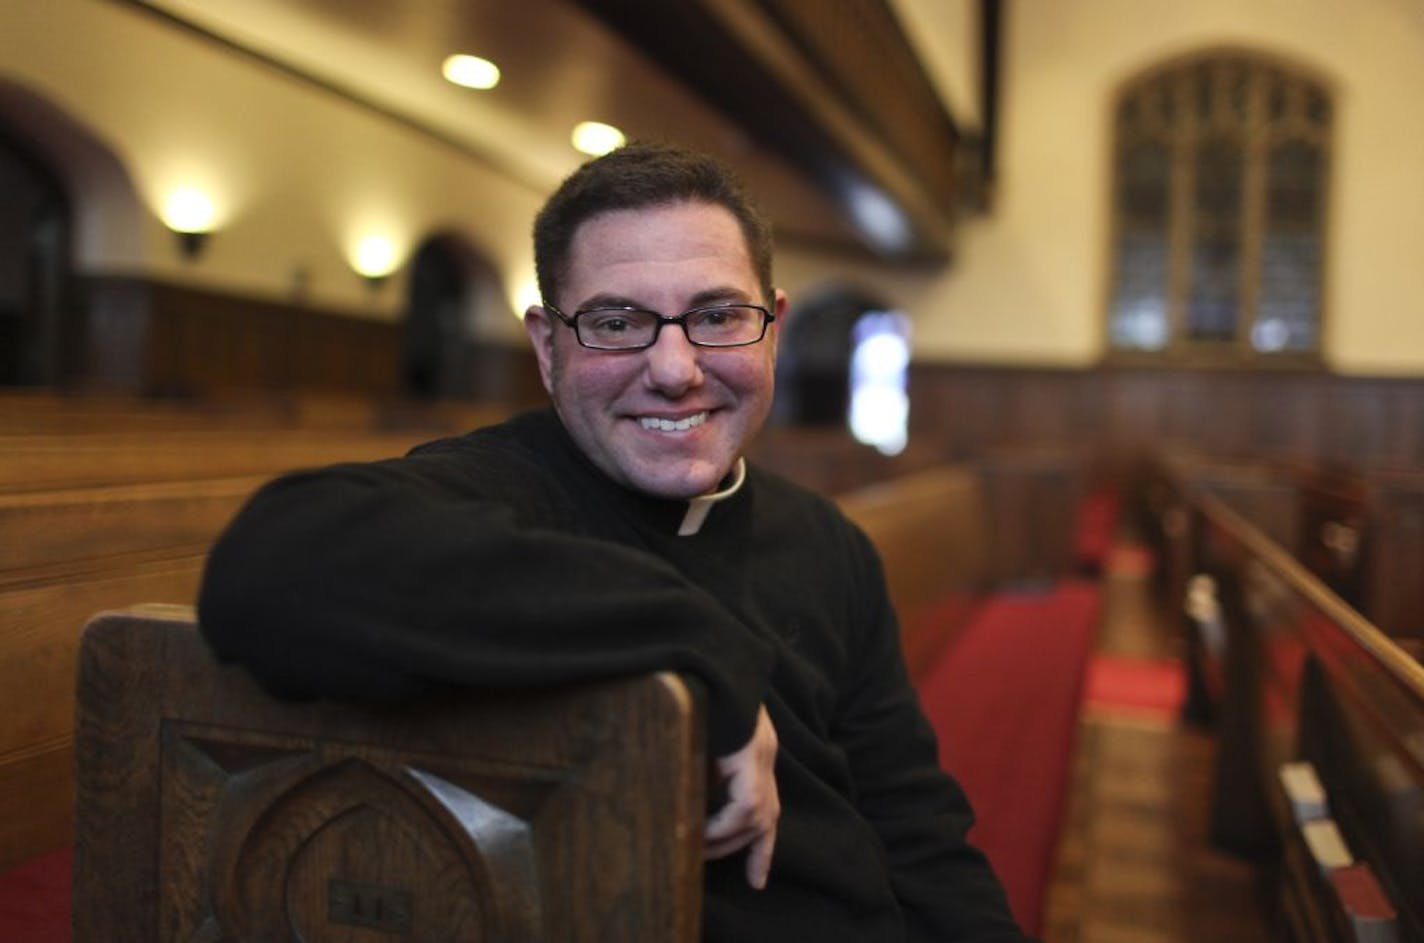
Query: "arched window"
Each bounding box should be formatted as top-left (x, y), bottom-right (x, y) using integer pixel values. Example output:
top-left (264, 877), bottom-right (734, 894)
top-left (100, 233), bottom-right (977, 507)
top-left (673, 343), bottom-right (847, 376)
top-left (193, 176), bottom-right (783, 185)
top-left (1107, 50), bottom-right (1330, 362)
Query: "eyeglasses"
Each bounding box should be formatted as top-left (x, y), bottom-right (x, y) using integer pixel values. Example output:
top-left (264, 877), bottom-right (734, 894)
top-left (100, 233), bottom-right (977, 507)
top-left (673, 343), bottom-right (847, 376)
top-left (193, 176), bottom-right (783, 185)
top-left (545, 301), bottom-right (775, 351)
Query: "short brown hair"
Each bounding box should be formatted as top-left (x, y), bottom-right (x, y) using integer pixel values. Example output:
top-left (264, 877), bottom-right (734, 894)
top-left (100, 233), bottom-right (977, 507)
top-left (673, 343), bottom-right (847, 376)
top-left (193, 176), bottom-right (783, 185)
top-left (533, 142), bottom-right (774, 309)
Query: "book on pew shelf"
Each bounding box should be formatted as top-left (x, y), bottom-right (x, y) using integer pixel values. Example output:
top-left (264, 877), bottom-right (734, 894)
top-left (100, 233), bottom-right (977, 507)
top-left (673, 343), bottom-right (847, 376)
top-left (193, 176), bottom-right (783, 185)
top-left (1329, 864), bottom-right (1398, 943)
top-left (1279, 761), bottom-right (1328, 821)
top-left (1300, 818), bottom-right (1353, 874)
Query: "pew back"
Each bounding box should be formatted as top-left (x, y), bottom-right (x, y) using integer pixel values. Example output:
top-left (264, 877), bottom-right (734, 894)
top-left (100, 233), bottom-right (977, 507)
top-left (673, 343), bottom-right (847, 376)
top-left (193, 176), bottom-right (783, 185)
top-left (838, 466), bottom-right (990, 677)
top-left (1192, 491), bottom-right (1424, 943)
top-left (74, 608), bottom-right (704, 943)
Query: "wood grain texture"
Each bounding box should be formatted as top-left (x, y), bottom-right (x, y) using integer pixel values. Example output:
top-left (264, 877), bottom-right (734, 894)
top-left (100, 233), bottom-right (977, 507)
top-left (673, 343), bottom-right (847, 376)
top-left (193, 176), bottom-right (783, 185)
top-left (74, 610), bottom-right (704, 943)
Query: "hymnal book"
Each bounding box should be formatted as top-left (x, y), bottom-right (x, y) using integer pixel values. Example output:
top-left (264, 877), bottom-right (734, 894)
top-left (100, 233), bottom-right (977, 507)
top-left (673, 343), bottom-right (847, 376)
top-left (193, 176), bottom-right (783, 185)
top-left (1279, 761), bottom-right (1328, 821)
top-left (1329, 863), bottom-right (1398, 943)
top-left (1300, 818), bottom-right (1353, 874)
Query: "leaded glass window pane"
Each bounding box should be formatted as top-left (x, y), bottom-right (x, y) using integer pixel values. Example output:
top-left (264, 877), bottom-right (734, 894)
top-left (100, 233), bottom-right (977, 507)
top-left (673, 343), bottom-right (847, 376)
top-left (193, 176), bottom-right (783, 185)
top-left (1257, 142), bottom-right (1324, 352)
top-left (1188, 139), bottom-right (1243, 341)
top-left (1110, 231), bottom-right (1170, 350)
top-left (1106, 51), bottom-right (1329, 362)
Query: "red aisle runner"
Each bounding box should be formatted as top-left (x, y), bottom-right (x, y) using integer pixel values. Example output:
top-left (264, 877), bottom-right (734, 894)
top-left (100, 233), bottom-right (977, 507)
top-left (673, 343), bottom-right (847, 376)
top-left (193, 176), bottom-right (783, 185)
top-left (915, 578), bottom-right (1103, 937)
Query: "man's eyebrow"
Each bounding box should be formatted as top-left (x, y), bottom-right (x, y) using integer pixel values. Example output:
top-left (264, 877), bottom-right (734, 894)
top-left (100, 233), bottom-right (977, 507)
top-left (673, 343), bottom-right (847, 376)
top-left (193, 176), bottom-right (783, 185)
top-left (575, 293), bottom-right (644, 311)
top-left (688, 287), bottom-right (753, 307)
top-left (575, 287), bottom-right (753, 313)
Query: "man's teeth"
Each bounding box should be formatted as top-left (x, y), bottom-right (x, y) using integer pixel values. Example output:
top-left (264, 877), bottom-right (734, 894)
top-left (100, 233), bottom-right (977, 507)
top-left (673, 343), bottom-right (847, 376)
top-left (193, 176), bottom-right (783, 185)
top-left (639, 412), bottom-right (708, 432)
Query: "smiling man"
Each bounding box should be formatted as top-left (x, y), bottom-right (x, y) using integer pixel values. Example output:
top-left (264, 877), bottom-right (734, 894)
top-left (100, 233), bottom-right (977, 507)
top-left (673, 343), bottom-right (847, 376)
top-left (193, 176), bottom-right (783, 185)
top-left (199, 143), bottom-right (1031, 941)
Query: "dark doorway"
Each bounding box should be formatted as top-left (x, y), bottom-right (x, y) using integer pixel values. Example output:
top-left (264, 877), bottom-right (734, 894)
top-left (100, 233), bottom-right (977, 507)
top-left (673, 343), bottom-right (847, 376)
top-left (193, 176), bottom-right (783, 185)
top-left (774, 285), bottom-right (891, 426)
top-left (0, 128), bottom-right (71, 386)
top-left (403, 236), bottom-right (467, 398)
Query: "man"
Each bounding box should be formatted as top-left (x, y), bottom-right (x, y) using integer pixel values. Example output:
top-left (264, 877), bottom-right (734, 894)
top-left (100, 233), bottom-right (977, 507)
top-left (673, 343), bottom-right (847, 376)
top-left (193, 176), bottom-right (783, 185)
top-left (199, 143), bottom-right (1031, 941)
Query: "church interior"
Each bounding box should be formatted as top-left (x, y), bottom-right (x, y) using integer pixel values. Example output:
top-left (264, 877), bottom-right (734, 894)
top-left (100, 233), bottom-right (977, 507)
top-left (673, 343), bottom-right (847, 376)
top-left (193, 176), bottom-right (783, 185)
top-left (2, 1), bottom-right (1422, 940)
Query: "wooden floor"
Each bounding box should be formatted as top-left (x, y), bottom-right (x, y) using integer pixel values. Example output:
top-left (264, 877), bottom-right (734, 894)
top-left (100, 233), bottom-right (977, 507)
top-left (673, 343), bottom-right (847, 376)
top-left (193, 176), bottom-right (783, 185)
top-left (1043, 545), bottom-right (1272, 943)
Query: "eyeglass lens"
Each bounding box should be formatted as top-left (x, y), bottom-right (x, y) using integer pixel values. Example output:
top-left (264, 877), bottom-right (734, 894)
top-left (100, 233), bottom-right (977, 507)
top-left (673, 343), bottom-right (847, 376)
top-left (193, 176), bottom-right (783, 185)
top-left (577, 305), bottom-right (766, 349)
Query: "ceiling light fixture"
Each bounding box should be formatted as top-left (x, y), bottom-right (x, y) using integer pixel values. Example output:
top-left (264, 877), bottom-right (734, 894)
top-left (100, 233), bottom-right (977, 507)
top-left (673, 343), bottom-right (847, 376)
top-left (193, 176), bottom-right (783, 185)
top-left (442, 54), bottom-right (500, 90)
top-left (571, 121), bottom-right (625, 157)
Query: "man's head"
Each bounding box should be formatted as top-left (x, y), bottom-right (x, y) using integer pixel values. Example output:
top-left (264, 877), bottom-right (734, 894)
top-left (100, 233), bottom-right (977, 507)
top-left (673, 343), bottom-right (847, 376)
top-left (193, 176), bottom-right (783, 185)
top-left (525, 144), bottom-right (786, 500)
top-left (534, 142), bottom-right (775, 309)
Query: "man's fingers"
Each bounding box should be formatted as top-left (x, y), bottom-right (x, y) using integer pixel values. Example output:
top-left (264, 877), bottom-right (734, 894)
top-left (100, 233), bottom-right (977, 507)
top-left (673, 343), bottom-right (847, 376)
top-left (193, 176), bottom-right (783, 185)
top-left (744, 828), bottom-right (776, 890)
top-left (705, 704), bottom-right (780, 888)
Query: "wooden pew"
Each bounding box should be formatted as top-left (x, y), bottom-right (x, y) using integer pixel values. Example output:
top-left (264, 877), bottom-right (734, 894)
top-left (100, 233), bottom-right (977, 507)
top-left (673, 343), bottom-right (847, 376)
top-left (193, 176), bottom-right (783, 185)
top-left (74, 608), bottom-right (704, 942)
top-left (0, 403), bottom-right (492, 867)
top-left (837, 466), bottom-right (990, 679)
top-left (1137, 452), bottom-right (1302, 722)
top-left (0, 429), bottom-right (431, 492)
top-left (975, 448), bottom-right (1091, 587)
top-left (0, 408), bottom-right (507, 870)
top-left (0, 479), bottom-right (262, 869)
top-left (842, 464), bottom-right (1102, 935)
top-left (0, 389), bottom-right (511, 437)
top-left (1299, 467), bottom-right (1424, 645)
top-left (1184, 488), bottom-right (1423, 942)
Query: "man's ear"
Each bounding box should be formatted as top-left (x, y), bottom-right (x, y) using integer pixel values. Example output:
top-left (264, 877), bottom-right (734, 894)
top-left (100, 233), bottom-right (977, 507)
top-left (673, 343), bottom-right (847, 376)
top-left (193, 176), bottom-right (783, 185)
top-left (768, 288), bottom-right (789, 357)
top-left (523, 305), bottom-right (557, 395)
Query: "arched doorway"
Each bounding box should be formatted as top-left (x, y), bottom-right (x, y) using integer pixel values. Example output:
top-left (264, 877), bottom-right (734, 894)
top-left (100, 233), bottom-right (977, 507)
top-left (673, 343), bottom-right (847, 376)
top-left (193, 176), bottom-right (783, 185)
top-left (0, 126), bottom-right (71, 386)
top-left (403, 237), bottom-right (464, 398)
top-left (402, 233), bottom-right (506, 400)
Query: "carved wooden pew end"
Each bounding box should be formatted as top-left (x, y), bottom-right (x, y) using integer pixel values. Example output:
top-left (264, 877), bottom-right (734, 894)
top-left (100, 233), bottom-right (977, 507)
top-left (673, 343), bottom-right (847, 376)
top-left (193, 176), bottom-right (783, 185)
top-left (73, 608), bottom-right (704, 942)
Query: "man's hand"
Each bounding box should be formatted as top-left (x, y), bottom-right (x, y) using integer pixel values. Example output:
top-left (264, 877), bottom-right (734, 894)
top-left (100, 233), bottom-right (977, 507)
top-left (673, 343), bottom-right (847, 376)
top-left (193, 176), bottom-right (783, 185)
top-left (704, 704), bottom-right (780, 889)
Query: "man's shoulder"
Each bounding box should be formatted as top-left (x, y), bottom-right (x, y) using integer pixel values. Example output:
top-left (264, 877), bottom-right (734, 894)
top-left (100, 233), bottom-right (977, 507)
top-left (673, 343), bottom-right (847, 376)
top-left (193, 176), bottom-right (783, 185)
top-left (744, 462), bottom-right (861, 537)
top-left (391, 409), bottom-right (572, 503)
top-left (410, 409), bottom-right (554, 460)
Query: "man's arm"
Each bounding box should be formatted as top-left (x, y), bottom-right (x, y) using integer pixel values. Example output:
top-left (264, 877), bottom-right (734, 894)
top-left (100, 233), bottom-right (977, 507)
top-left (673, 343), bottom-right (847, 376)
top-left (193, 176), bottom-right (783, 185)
top-left (833, 527), bottom-right (1035, 942)
top-left (198, 456), bottom-right (774, 756)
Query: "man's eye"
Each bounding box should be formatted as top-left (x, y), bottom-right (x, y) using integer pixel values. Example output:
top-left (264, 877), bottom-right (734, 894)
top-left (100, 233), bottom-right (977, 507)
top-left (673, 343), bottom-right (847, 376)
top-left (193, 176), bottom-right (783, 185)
top-left (588, 315), bottom-right (632, 333)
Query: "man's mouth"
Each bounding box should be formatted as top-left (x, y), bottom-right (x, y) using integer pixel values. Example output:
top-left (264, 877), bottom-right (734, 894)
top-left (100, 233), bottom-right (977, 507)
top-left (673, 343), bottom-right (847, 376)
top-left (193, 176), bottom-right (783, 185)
top-left (637, 411), bottom-right (709, 433)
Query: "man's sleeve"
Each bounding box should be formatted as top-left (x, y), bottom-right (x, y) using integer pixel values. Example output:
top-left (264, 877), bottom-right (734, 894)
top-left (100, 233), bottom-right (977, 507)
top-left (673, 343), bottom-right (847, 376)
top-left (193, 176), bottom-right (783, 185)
top-left (832, 526), bottom-right (1034, 943)
top-left (197, 457), bottom-right (774, 755)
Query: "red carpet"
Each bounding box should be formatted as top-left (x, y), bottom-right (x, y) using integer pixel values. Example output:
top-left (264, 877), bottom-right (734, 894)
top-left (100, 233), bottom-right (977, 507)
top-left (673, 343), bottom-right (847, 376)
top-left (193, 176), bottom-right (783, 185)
top-left (916, 579), bottom-right (1103, 936)
top-left (1083, 654), bottom-right (1186, 721)
top-left (0, 847), bottom-right (70, 943)
top-left (1074, 488), bottom-right (1120, 571)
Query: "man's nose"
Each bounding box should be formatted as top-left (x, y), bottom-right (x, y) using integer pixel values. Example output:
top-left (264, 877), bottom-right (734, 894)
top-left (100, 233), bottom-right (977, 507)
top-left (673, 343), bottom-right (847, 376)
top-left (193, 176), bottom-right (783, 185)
top-left (643, 323), bottom-right (704, 395)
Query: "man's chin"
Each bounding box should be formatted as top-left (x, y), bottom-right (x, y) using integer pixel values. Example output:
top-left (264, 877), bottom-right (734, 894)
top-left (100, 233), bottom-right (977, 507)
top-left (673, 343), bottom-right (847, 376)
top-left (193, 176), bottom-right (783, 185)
top-left (622, 461), bottom-right (729, 501)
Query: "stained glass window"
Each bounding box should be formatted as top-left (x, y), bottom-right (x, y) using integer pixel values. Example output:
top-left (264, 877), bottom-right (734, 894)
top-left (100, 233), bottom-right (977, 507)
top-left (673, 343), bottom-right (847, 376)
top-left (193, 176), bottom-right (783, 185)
top-left (1107, 53), bottom-right (1330, 362)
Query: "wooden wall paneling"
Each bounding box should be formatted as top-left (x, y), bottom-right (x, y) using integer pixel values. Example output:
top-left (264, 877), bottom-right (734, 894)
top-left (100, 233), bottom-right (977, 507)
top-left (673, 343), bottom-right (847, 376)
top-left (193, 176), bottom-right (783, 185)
top-left (907, 363), bottom-right (1424, 473)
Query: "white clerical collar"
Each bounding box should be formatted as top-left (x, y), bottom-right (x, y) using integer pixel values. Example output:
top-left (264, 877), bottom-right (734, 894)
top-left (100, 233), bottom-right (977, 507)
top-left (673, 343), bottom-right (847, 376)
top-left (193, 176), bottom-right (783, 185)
top-left (677, 458), bottom-right (747, 536)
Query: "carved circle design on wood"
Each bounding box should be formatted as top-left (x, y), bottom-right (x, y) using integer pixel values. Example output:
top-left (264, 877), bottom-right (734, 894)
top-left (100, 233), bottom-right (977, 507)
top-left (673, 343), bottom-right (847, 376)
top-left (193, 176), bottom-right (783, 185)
top-left (208, 758), bottom-right (541, 941)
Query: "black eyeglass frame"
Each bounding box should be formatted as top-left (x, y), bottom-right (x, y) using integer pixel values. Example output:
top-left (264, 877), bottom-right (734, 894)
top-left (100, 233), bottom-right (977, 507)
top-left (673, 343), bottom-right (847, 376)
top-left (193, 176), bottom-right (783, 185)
top-left (543, 301), bottom-right (775, 351)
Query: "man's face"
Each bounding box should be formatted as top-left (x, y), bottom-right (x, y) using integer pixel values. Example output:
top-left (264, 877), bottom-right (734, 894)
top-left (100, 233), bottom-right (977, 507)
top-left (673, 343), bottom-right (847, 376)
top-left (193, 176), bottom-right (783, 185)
top-left (525, 201), bottom-right (786, 500)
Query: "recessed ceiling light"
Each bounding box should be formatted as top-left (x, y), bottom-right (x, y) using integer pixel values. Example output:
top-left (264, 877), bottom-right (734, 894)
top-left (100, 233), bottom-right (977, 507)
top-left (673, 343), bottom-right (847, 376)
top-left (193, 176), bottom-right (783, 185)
top-left (571, 121), bottom-right (625, 157)
top-left (442, 54), bottom-right (500, 90)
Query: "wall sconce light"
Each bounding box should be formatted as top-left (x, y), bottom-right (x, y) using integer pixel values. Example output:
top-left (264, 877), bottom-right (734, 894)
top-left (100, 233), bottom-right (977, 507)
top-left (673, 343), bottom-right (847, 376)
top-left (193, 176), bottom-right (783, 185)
top-left (161, 187), bottom-right (218, 260)
top-left (350, 234), bottom-right (400, 290)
